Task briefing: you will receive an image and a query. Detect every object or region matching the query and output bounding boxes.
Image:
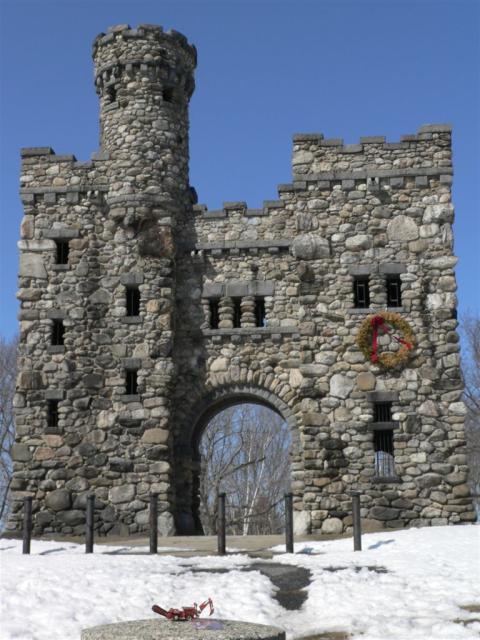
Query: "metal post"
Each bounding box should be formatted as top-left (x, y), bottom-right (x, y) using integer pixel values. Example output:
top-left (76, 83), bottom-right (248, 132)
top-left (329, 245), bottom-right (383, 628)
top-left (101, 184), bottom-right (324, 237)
top-left (285, 492), bottom-right (294, 553)
top-left (149, 493), bottom-right (158, 554)
top-left (85, 493), bottom-right (95, 554)
top-left (350, 491), bottom-right (362, 551)
top-left (22, 496), bottom-right (32, 555)
top-left (217, 492), bottom-right (226, 556)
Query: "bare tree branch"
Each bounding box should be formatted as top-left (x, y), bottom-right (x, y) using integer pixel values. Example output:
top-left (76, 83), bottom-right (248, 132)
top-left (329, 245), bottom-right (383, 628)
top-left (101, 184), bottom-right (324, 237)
top-left (198, 403), bottom-right (291, 535)
top-left (0, 335), bottom-right (18, 530)
top-left (460, 314), bottom-right (480, 505)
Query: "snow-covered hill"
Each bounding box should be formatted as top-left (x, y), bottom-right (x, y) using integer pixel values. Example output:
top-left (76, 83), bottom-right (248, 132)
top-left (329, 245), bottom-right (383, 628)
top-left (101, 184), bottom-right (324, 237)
top-left (1, 525), bottom-right (479, 640)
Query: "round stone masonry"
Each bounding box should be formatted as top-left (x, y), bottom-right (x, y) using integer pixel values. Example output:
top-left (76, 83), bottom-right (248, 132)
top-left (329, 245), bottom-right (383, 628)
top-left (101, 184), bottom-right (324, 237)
top-left (81, 619), bottom-right (285, 640)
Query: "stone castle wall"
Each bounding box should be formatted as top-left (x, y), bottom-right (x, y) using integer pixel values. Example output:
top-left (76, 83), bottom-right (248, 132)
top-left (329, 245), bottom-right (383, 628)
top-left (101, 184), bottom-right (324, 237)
top-left (7, 24), bottom-right (475, 538)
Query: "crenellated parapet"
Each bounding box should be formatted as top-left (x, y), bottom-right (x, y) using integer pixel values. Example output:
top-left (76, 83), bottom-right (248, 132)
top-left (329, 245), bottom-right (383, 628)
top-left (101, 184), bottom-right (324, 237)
top-left (292, 124), bottom-right (452, 184)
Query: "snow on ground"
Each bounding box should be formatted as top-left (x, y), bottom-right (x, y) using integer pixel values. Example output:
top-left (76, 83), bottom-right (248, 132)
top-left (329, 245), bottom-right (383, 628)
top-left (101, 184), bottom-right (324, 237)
top-left (1, 525), bottom-right (479, 640)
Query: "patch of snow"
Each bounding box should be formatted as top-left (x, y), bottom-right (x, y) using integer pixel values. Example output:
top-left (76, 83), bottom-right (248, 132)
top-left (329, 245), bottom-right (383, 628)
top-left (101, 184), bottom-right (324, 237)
top-left (1, 526), bottom-right (479, 640)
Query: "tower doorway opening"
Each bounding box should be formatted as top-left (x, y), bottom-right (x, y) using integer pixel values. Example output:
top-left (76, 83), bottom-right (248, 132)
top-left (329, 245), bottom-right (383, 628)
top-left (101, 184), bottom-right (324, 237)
top-left (197, 403), bottom-right (291, 536)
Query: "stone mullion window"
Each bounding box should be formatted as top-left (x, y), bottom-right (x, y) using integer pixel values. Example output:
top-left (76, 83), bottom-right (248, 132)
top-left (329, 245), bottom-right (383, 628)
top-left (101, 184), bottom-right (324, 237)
top-left (240, 296), bottom-right (256, 328)
top-left (218, 296), bottom-right (234, 329)
top-left (367, 273), bottom-right (384, 307)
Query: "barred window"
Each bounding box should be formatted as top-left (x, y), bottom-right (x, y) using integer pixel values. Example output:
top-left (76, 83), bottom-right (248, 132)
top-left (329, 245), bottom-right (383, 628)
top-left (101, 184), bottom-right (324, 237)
top-left (374, 430), bottom-right (395, 477)
top-left (386, 275), bottom-right (402, 307)
top-left (55, 240), bottom-right (70, 265)
top-left (353, 276), bottom-right (370, 308)
top-left (374, 402), bottom-right (392, 423)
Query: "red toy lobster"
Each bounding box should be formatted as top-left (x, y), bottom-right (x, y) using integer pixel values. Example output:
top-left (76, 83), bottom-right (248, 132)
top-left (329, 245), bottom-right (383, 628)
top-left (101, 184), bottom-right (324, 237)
top-left (152, 598), bottom-right (214, 621)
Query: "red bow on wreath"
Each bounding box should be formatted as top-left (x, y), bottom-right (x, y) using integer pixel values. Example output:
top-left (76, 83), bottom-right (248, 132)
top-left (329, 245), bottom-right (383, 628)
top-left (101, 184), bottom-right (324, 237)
top-left (370, 315), bottom-right (413, 363)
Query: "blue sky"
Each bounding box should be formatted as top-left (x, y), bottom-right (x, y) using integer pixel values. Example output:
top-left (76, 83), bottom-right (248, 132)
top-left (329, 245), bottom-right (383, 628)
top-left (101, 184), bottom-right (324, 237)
top-left (0, 0), bottom-right (479, 340)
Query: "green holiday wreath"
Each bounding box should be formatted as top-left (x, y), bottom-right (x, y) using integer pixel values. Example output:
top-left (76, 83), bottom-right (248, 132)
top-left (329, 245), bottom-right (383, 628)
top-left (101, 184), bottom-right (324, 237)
top-left (356, 311), bottom-right (415, 369)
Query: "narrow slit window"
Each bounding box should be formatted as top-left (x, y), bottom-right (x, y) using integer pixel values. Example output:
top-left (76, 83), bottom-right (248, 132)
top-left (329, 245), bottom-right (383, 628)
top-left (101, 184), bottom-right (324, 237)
top-left (55, 240), bottom-right (70, 265)
top-left (163, 87), bottom-right (174, 102)
top-left (374, 402), bottom-right (392, 423)
top-left (386, 275), bottom-right (402, 307)
top-left (126, 286), bottom-right (140, 317)
top-left (232, 297), bottom-right (242, 328)
top-left (106, 85), bottom-right (117, 103)
top-left (125, 370), bottom-right (138, 395)
top-left (47, 400), bottom-right (59, 428)
top-left (374, 430), bottom-right (395, 477)
top-left (51, 319), bottom-right (65, 346)
top-left (353, 276), bottom-right (370, 308)
top-left (255, 297), bottom-right (266, 327)
top-left (209, 299), bottom-right (220, 329)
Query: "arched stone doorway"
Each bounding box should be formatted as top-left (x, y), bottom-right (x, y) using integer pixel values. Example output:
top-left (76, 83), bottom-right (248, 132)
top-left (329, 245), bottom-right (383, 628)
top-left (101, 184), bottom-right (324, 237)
top-left (172, 385), bottom-right (301, 535)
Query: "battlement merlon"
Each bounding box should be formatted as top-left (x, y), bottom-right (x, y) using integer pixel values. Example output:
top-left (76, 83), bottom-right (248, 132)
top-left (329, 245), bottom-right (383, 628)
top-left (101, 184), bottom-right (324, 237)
top-left (292, 123), bottom-right (452, 177)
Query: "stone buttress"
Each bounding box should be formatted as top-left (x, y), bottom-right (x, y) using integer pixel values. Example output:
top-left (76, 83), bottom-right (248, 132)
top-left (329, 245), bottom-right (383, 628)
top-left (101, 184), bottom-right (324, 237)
top-left (7, 24), bottom-right (475, 537)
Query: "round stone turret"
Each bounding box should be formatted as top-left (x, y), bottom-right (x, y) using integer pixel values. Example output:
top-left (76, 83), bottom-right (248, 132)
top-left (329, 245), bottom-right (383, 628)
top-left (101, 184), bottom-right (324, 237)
top-left (93, 24), bottom-right (197, 201)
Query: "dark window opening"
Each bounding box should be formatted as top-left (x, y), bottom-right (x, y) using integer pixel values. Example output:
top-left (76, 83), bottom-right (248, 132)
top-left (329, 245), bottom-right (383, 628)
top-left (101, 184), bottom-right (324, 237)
top-left (106, 85), bottom-right (116, 103)
top-left (163, 87), bottom-right (174, 102)
top-left (55, 240), bottom-right (70, 265)
top-left (386, 275), bottom-right (402, 307)
top-left (255, 297), bottom-right (266, 327)
top-left (353, 276), bottom-right (370, 308)
top-left (209, 299), bottom-right (220, 329)
top-left (232, 297), bottom-right (242, 328)
top-left (374, 430), bottom-right (395, 477)
top-left (47, 400), bottom-right (59, 428)
top-left (374, 402), bottom-right (392, 423)
top-left (51, 319), bottom-right (65, 346)
top-left (125, 370), bottom-right (138, 395)
top-left (126, 286), bottom-right (140, 317)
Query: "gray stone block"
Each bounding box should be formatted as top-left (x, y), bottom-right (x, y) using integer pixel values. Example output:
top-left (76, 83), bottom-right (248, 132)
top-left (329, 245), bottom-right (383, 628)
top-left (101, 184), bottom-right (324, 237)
top-left (120, 273), bottom-right (144, 285)
top-left (366, 391), bottom-right (399, 402)
top-left (417, 123), bottom-right (452, 133)
top-left (379, 262), bottom-right (406, 274)
top-left (46, 310), bottom-right (67, 319)
top-left (122, 358), bottom-right (142, 369)
top-left (226, 282), bottom-right (248, 297)
top-left (45, 389), bottom-right (65, 400)
top-left (360, 136), bottom-right (386, 143)
top-left (202, 282), bottom-right (224, 298)
top-left (415, 176), bottom-right (429, 187)
top-left (21, 147), bottom-right (55, 157)
top-left (348, 264), bottom-right (375, 275)
top-left (44, 228), bottom-right (80, 239)
top-left (19, 253), bottom-right (47, 279)
top-left (223, 201), bottom-right (247, 210)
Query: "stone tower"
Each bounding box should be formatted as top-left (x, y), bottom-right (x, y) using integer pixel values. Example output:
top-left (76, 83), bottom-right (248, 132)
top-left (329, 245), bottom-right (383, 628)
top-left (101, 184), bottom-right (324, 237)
top-left (8, 24), bottom-right (475, 538)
